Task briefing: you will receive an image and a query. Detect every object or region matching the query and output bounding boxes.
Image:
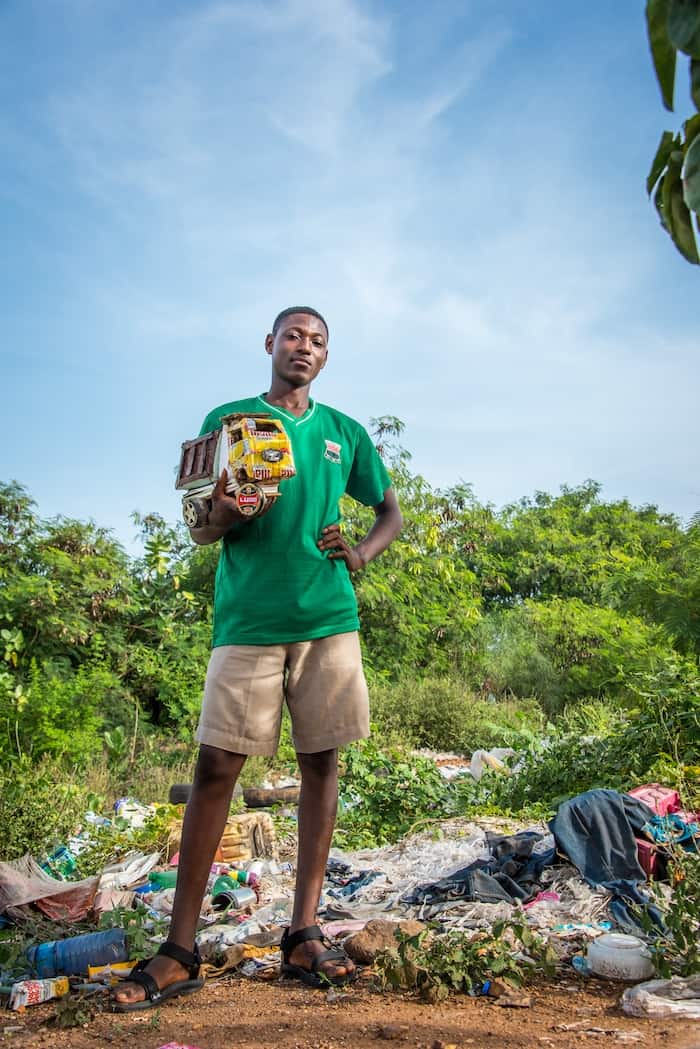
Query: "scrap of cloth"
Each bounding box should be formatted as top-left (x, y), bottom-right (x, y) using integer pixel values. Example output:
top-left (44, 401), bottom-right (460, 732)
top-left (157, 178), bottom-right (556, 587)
top-left (549, 788), bottom-right (663, 934)
top-left (400, 830), bottom-right (555, 907)
top-left (643, 813), bottom-right (700, 849)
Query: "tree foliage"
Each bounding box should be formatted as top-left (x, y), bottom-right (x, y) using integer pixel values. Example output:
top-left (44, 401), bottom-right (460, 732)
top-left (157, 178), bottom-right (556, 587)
top-left (1, 433), bottom-right (699, 777)
top-left (645, 0), bottom-right (700, 262)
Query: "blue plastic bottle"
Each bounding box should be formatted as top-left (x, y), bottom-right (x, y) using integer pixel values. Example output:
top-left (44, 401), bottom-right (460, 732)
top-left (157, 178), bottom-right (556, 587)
top-left (27, 928), bottom-right (128, 978)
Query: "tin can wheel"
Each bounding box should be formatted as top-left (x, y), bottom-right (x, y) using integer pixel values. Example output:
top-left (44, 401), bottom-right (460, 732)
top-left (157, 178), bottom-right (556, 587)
top-left (182, 497), bottom-right (210, 528)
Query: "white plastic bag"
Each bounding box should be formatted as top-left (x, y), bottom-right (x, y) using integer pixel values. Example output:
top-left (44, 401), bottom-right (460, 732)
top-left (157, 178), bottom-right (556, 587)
top-left (621, 975), bottom-right (700, 1019)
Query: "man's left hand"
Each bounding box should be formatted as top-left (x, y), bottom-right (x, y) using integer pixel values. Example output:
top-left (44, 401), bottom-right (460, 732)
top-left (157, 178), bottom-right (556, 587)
top-left (318, 524), bottom-right (365, 572)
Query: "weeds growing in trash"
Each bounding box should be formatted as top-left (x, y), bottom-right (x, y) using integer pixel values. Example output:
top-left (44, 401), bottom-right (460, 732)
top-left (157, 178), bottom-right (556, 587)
top-left (98, 902), bottom-right (169, 959)
top-left (335, 738), bottom-right (449, 848)
top-left (449, 666), bottom-right (700, 816)
top-left (0, 755), bottom-right (87, 863)
top-left (642, 848), bottom-right (700, 978)
top-left (49, 991), bottom-right (101, 1030)
top-left (73, 804), bottom-right (180, 878)
top-left (374, 921), bottom-right (557, 1003)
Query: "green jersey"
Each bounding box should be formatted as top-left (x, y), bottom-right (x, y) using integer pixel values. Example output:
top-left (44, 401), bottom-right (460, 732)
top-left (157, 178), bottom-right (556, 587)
top-left (199, 395), bottom-right (392, 646)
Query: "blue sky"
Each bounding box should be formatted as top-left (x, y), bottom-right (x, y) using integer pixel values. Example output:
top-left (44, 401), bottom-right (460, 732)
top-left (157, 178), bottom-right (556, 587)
top-left (1, 0), bottom-right (698, 550)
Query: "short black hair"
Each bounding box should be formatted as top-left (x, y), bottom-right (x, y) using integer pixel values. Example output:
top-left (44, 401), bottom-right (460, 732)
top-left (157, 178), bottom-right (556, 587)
top-left (272, 306), bottom-right (329, 339)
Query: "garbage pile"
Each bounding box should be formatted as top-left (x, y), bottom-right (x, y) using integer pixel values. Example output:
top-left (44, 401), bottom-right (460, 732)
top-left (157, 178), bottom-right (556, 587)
top-left (0, 777), bottom-right (699, 1022)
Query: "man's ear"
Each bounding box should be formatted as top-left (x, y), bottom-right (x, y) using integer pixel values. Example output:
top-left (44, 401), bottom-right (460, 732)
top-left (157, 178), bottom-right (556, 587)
top-left (264, 333), bottom-right (274, 356)
top-left (320, 349), bottom-right (328, 369)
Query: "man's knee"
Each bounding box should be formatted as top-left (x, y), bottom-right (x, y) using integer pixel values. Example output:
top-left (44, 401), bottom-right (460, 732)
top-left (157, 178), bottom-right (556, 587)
top-left (194, 744), bottom-right (245, 789)
top-left (297, 748), bottom-right (338, 778)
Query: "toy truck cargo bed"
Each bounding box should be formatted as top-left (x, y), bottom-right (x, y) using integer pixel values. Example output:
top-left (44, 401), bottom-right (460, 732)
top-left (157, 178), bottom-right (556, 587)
top-left (176, 413), bottom-right (296, 527)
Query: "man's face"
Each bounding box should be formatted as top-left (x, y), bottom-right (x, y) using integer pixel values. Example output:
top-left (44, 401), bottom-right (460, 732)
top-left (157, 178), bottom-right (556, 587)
top-left (265, 313), bottom-right (328, 388)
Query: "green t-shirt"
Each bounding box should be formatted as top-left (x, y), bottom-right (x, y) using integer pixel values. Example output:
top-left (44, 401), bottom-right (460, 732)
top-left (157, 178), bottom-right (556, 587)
top-left (198, 395), bottom-right (392, 646)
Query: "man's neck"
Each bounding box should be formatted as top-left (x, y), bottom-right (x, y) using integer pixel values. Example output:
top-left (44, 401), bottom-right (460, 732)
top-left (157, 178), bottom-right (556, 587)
top-left (264, 380), bottom-right (312, 417)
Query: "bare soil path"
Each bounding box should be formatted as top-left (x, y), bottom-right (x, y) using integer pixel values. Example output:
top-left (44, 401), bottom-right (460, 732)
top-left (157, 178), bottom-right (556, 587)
top-left (2, 974), bottom-right (697, 1049)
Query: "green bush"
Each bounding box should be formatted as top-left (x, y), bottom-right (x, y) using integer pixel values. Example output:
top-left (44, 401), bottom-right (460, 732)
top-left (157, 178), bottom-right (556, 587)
top-left (457, 658), bottom-right (700, 813)
top-left (0, 661), bottom-right (130, 764)
top-left (126, 621), bottom-right (211, 734)
top-left (336, 737), bottom-right (449, 847)
top-left (0, 756), bottom-right (90, 861)
top-left (369, 676), bottom-right (544, 753)
top-left (481, 599), bottom-right (675, 715)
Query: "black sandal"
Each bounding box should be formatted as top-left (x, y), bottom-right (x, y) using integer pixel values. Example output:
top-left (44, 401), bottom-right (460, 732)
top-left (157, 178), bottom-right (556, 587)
top-left (111, 941), bottom-right (204, 1012)
top-left (280, 925), bottom-right (356, 989)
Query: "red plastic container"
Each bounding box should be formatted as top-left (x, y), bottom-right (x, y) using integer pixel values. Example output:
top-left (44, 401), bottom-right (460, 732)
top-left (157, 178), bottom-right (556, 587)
top-left (627, 783), bottom-right (680, 817)
top-left (635, 837), bottom-right (659, 879)
top-left (628, 783), bottom-right (681, 880)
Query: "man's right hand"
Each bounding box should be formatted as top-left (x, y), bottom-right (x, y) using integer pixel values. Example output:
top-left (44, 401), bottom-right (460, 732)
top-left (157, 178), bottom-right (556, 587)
top-left (207, 470), bottom-right (246, 529)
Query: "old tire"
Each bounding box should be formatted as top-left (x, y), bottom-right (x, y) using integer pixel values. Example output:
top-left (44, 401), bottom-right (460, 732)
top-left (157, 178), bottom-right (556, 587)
top-left (169, 782), bottom-right (243, 805)
top-left (169, 783), bottom-right (192, 805)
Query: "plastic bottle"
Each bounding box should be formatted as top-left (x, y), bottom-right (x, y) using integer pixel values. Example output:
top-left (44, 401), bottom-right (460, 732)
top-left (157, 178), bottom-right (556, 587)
top-left (222, 869), bottom-right (258, 887)
top-left (27, 928), bottom-right (129, 979)
top-left (211, 873), bottom-right (257, 897)
top-left (150, 870), bottom-right (178, 890)
top-left (251, 898), bottom-right (293, 925)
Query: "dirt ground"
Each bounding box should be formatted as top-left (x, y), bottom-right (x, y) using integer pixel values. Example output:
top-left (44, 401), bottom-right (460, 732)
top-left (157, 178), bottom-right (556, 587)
top-left (2, 973), bottom-right (698, 1049)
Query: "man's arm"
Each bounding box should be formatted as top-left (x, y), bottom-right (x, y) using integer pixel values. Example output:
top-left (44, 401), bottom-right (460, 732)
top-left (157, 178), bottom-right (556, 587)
top-left (189, 471), bottom-right (247, 546)
top-left (316, 488), bottom-right (402, 571)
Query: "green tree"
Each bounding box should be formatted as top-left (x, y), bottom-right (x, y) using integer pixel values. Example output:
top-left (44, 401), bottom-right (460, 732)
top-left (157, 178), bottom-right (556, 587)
top-left (645, 0), bottom-right (700, 262)
top-left (343, 419), bottom-right (482, 677)
top-left (468, 481), bottom-right (684, 607)
top-left (481, 598), bottom-right (676, 715)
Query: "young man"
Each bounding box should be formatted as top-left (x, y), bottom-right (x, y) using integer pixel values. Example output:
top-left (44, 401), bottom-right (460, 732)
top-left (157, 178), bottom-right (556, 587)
top-left (114, 307), bottom-right (402, 1010)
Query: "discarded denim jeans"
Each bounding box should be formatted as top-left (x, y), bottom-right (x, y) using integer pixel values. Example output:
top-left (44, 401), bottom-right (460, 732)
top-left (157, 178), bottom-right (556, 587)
top-left (550, 789), bottom-right (664, 934)
top-left (327, 871), bottom-right (382, 900)
top-left (550, 789), bottom-right (654, 887)
top-left (401, 830), bottom-right (555, 907)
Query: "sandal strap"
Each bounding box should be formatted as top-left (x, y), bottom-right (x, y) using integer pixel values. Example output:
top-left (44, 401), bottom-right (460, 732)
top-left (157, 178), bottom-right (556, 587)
top-left (310, 947), bottom-right (348, 974)
top-left (281, 924), bottom-right (323, 959)
top-left (156, 940), bottom-right (201, 977)
top-left (124, 968), bottom-right (162, 1003)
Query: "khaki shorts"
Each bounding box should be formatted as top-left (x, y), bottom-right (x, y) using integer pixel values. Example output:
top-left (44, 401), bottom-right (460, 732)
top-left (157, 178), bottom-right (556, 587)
top-left (196, 631), bottom-right (370, 756)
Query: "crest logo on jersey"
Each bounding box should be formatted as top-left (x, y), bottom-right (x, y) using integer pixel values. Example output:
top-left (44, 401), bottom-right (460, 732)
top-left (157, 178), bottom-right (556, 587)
top-left (324, 439), bottom-right (341, 464)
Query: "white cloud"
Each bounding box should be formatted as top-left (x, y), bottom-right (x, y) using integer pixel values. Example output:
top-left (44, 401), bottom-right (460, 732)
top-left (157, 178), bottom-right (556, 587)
top-left (2, 0), bottom-right (699, 541)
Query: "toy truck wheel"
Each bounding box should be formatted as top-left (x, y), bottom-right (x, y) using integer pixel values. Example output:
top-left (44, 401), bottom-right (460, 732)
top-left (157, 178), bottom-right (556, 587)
top-left (182, 497), bottom-right (210, 528)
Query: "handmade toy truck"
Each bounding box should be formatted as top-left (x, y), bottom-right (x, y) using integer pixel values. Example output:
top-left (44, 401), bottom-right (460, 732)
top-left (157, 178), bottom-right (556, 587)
top-left (176, 413), bottom-right (296, 528)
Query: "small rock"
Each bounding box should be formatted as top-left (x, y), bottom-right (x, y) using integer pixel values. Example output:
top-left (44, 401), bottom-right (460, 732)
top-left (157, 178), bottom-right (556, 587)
top-left (345, 919), bottom-right (426, 964)
top-left (326, 988), bottom-right (351, 1004)
top-left (496, 994), bottom-right (532, 1009)
top-left (485, 979), bottom-right (510, 998)
top-left (431, 1042), bottom-right (457, 1049)
top-left (375, 1022), bottom-right (409, 1040)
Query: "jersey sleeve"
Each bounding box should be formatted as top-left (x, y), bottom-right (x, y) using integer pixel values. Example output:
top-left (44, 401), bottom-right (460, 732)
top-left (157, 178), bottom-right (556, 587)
top-left (344, 426), bottom-right (392, 507)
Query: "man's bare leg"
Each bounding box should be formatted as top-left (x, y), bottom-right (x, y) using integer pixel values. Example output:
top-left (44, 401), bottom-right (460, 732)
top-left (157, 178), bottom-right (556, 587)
top-left (113, 744), bottom-right (246, 1005)
top-left (286, 748), bottom-right (355, 979)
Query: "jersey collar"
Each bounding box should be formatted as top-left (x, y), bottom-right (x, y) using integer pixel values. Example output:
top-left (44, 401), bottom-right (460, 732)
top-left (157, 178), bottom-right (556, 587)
top-left (257, 394), bottom-right (317, 426)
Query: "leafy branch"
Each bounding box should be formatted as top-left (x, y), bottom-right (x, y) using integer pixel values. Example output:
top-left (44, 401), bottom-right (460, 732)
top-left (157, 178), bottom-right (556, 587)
top-left (645, 0), bottom-right (700, 262)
